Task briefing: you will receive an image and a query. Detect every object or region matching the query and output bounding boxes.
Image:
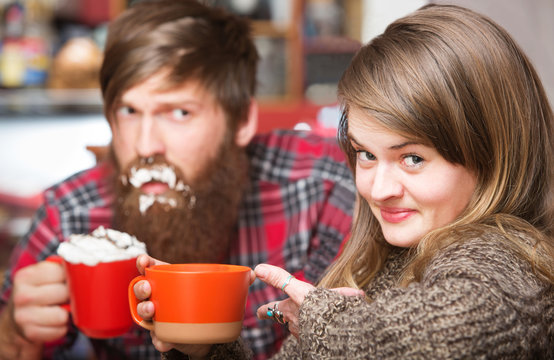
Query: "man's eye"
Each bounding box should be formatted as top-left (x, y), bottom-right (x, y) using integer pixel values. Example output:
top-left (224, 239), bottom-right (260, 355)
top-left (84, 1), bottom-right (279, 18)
top-left (356, 150), bottom-right (375, 162)
top-left (404, 154), bottom-right (424, 167)
top-left (168, 109), bottom-right (189, 121)
top-left (117, 106), bottom-right (135, 116)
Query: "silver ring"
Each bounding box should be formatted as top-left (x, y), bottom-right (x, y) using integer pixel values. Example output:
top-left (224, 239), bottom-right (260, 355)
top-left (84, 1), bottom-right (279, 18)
top-left (274, 302), bottom-right (286, 324)
top-left (267, 302), bottom-right (286, 325)
top-left (274, 310), bottom-right (286, 325)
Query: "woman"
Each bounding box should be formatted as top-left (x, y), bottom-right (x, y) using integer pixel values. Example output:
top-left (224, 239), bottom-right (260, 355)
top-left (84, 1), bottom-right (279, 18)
top-left (144, 4), bottom-right (554, 359)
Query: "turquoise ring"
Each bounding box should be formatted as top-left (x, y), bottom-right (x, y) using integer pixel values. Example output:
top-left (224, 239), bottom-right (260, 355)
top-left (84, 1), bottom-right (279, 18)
top-left (281, 274), bottom-right (294, 292)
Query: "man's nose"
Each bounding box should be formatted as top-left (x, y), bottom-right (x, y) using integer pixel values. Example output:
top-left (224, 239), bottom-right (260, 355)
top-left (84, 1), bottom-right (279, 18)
top-left (135, 116), bottom-right (165, 158)
top-left (370, 164), bottom-right (403, 201)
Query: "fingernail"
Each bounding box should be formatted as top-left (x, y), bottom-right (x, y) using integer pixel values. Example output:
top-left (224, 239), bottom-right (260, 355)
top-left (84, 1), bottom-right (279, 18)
top-left (254, 264), bottom-right (268, 278)
top-left (140, 301), bottom-right (152, 314)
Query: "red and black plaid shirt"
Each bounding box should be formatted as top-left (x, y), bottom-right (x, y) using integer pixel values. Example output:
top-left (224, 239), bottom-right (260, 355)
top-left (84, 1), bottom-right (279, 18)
top-left (1, 129), bottom-right (355, 360)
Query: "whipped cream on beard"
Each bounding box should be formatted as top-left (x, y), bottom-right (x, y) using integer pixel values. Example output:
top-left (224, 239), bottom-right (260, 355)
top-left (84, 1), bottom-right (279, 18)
top-left (57, 226), bottom-right (147, 266)
top-left (113, 143), bottom-right (247, 264)
top-left (120, 160), bottom-right (196, 215)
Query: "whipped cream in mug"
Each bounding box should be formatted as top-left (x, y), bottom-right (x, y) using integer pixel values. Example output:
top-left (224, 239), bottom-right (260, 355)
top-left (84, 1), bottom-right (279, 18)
top-left (57, 226), bottom-right (147, 266)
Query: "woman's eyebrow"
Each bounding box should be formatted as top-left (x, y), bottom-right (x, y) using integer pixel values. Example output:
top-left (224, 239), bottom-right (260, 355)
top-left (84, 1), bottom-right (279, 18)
top-left (348, 132), bottom-right (419, 150)
top-left (389, 141), bottom-right (419, 150)
top-left (347, 132), bottom-right (362, 147)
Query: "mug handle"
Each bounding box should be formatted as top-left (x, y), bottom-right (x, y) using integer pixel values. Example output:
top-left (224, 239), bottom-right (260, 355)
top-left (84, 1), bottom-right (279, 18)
top-left (128, 275), bottom-right (155, 331)
top-left (45, 255), bottom-right (71, 312)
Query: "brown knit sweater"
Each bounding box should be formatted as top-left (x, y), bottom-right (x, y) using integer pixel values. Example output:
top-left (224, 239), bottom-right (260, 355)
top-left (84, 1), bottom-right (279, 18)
top-left (164, 231), bottom-right (554, 359)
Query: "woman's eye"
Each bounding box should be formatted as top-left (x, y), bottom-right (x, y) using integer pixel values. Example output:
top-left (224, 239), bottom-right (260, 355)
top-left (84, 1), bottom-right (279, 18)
top-left (356, 150), bottom-right (376, 162)
top-left (403, 154), bottom-right (424, 167)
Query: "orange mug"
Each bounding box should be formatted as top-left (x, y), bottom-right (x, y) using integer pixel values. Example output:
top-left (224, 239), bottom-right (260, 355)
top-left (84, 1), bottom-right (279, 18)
top-left (128, 263), bottom-right (251, 344)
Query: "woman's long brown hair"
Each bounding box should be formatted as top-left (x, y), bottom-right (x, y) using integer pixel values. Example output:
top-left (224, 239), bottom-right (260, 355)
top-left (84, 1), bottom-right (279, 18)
top-left (320, 4), bottom-right (554, 289)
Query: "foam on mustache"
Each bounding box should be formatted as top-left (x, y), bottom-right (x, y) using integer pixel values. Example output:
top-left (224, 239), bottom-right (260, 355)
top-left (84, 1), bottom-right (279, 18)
top-left (57, 226), bottom-right (147, 266)
top-left (120, 159), bottom-right (194, 215)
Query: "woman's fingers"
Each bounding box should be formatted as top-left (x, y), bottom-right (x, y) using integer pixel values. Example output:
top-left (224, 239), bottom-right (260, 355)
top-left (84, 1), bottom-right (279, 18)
top-left (249, 269), bottom-right (256, 286)
top-left (254, 265), bottom-right (365, 340)
top-left (256, 298), bottom-right (294, 321)
top-left (254, 264), bottom-right (314, 304)
top-left (254, 264), bottom-right (315, 340)
top-left (257, 298), bottom-right (301, 338)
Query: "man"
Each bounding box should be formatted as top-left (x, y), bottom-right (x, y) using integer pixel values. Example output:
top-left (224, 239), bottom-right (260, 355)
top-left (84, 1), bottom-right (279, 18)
top-left (0, 0), bottom-right (355, 359)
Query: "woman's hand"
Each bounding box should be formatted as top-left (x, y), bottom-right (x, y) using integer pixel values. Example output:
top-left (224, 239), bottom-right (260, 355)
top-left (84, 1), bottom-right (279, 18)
top-left (254, 264), bottom-right (365, 338)
top-left (254, 264), bottom-right (313, 337)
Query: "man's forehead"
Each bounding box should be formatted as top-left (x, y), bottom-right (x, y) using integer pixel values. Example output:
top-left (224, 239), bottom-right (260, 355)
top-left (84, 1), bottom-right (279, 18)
top-left (121, 73), bottom-right (216, 105)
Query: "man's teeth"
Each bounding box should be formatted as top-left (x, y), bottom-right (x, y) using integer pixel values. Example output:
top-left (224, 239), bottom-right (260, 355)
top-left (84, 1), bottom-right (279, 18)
top-left (128, 165), bottom-right (177, 189)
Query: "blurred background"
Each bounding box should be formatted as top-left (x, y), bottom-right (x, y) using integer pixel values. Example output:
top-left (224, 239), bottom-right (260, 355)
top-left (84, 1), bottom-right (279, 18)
top-left (0, 0), bottom-right (552, 275)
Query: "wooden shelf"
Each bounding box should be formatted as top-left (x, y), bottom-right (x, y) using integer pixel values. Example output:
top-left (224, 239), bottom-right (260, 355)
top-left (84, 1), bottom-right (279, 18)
top-left (251, 0), bottom-right (304, 102)
top-left (304, 35), bottom-right (362, 54)
top-left (251, 21), bottom-right (290, 38)
top-left (0, 88), bottom-right (102, 115)
top-left (0, 1), bottom-right (360, 115)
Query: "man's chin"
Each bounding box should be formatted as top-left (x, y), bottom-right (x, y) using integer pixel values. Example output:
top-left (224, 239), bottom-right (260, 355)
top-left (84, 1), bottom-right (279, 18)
top-left (114, 200), bottom-right (218, 263)
top-left (113, 183), bottom-right (239, 263)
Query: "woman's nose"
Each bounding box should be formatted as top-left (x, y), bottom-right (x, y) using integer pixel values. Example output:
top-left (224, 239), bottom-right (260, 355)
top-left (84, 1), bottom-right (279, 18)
top-left (370, 164), bottom-right (403, 201)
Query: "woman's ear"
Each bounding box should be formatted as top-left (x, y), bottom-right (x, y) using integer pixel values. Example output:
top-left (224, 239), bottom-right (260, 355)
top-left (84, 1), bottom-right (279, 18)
top-left (235, 100), bottom-right (258, 147)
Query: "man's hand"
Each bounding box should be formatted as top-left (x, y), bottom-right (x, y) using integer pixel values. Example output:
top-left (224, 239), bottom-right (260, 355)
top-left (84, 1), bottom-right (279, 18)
top-left (133, 254), bottom-right (167, 326)
top-left (134, 255), bottom-right (212, 357)
top-left (133, 255), bottom-right (256, 358)
top-left (0, 260), bottom-right (70, 359)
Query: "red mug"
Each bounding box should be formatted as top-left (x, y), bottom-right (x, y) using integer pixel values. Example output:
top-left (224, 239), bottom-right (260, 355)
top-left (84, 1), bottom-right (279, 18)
top-left (47, 255), bottom-right (139, 338)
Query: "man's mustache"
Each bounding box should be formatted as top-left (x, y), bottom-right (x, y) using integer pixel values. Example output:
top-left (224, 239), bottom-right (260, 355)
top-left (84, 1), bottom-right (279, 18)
top-left (119, 155), bottom-right (191, 192)
top-left (117, 155), bottom-right (196, 214)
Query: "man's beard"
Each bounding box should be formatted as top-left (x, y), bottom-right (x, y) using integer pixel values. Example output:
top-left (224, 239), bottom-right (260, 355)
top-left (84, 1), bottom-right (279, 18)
top-left (112, 137), bottom-right (248, 264)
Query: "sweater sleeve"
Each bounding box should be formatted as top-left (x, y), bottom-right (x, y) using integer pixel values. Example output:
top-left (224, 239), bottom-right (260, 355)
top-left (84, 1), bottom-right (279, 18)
top-left (266, 334), bottom-right (302, 360)
top-left (295, 237), bottom-right (552, 359)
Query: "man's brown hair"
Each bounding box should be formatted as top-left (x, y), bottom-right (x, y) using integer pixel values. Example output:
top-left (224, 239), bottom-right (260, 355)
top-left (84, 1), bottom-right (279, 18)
top-left (100, 0), bottom-right (259, 133)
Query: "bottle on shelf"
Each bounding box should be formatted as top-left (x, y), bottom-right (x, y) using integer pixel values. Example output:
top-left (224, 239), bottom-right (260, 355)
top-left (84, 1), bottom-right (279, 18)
top-left (0, 0), bottom-right (54, 88)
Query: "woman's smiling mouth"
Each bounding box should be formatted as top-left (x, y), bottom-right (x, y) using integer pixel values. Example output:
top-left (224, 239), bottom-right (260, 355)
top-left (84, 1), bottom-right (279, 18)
top-left (379, 207), bottom-right (416, 223)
